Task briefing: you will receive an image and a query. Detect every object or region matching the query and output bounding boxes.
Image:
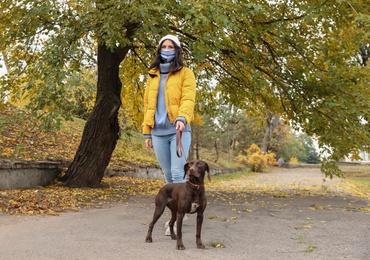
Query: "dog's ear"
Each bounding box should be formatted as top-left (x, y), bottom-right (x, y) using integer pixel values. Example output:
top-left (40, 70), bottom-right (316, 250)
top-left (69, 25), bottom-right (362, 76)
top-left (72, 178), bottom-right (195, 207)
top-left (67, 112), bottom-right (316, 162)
top-left (183, 162), bottom-right (190, 179)
top-left (205, 162), bottom-right (211, 182)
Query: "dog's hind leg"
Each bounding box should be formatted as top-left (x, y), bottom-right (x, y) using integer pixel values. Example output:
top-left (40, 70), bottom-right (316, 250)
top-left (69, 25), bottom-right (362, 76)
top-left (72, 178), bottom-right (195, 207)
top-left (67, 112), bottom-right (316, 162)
top-left (168, 206), bottom-right (178, 240)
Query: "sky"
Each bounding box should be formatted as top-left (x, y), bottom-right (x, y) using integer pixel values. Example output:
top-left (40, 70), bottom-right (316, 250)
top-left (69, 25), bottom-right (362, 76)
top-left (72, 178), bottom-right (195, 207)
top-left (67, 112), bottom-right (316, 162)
top-left (0, 58), bottom-right (6, 77)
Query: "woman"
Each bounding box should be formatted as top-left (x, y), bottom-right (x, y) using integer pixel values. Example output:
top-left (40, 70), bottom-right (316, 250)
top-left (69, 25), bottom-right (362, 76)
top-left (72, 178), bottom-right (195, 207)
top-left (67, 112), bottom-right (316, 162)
top-left (143, 34), bottom-right (196, 185)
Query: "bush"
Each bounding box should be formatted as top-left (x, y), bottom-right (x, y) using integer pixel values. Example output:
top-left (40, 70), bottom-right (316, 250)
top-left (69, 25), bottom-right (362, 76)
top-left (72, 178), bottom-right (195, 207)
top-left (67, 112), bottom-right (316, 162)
top-left (289, 156), bottom-right (299, 164)
top-left (246, 143), bottom-right (261, 155)
top-left (236, 143), bottom-right (277, 172)
top-left (265, 152), bottom-right (278, 166)
top-left (236, 154), bottom-right (248, 165)
top-left (248, 153), bottom-right (267, 172)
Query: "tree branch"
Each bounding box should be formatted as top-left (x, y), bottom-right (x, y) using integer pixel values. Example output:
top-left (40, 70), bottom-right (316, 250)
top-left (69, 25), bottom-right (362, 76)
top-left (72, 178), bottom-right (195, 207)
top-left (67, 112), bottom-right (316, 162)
top-left (116, 22), bottom-right (141, 62)
top-left (260, 0), bottom-right (331, 25)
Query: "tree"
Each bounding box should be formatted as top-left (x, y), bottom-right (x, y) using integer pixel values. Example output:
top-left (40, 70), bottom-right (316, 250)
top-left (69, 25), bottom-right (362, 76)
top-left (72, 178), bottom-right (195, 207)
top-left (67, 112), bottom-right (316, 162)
top-left (63, 69), bottom-right (97, 120)
top-left (192, 0), bottom-right (370, 176)
top-left (261, 112), bottom-right (280, 153)
top-left (275, 131), bottom-right (308, 163)
top-left (1, 0), bottom-right (370, 187)
top-left (298, 133), bottom-right (319, 164)
top-left (1, 0), bottom-right (152, 187)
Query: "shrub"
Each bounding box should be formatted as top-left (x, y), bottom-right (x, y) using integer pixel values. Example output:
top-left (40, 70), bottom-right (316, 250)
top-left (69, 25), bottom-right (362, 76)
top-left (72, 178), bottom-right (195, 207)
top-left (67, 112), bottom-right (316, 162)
top-left (265, 152), bottom-right (278, 166)
top-left (236, 154), bottom-right (248, 165)
top-left (248, 153), bottom-right (267, 172)
top-left (289, 156), bottom-right (299, 164)
top-left (236, 143), bottom-right (277, 172)
top-left (246, 143), bottom-right (261, 155)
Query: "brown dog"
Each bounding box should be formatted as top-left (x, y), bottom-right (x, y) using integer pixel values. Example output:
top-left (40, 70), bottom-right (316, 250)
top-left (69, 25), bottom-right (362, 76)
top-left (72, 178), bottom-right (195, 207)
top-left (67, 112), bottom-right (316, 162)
top-left (145, 160), bottom-right (211, 250)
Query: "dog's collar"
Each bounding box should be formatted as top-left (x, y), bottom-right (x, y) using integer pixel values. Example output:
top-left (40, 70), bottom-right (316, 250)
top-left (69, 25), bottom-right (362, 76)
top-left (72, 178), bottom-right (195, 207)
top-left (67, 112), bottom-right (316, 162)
top-left (186, 181), bottom-right (203, 190)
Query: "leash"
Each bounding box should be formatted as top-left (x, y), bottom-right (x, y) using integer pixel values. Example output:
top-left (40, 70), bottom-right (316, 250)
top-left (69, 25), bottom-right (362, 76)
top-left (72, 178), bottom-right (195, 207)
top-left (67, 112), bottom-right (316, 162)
top-left (176, 129), bottom-right (187, 161)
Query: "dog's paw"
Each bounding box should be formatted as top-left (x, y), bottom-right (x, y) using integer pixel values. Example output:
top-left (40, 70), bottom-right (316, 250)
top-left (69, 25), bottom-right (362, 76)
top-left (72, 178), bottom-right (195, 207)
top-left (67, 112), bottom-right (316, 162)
top-left (145, 237), bottom-right (153, 243)
top-left (197, 243), bottom-right (206, 249)
top-left (176, 244), bottom-right (186, 250)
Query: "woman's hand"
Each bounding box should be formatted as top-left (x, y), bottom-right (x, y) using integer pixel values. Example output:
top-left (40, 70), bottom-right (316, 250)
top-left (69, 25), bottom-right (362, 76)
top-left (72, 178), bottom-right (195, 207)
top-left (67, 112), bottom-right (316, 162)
top-left (176, 121), bottom-right (185, 131)
top-left (145, 138), bottom-right (153, 148)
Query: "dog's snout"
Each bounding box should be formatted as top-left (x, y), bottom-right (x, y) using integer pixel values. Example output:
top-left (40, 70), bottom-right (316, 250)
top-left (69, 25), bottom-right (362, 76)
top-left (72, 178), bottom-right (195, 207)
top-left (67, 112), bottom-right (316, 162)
top-left (188, 167), bottom-right (197, 176)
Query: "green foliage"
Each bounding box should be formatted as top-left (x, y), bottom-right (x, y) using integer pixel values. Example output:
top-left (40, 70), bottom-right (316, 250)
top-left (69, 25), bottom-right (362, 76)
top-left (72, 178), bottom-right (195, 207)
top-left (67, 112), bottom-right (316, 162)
top-left (321, 160), bottom-right (343, 179)
top-left (194, 105), bottom-right (270, 163)
top-left (63, 69), bottom-right (97, 120)
top-left (306, 151), bottom-right (319, 164)
top-left (1, 0), bottom-right (370, 177)
top-left (274, 130), bottom-right (319, 164)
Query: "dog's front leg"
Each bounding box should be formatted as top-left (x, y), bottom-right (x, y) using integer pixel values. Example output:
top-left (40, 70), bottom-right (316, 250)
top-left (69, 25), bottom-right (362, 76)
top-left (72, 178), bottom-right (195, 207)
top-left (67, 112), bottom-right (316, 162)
top-left (176, 212), bottom-right (185, 250)
top-left (196, 211), bottom-right (206, 249)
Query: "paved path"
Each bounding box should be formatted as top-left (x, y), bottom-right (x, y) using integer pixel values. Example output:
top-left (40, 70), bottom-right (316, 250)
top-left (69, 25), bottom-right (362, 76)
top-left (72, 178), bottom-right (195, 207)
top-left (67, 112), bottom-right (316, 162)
top-left (245, 168), bottom-right (349, 192)
top-left (1, 168), bottom-right (369, 260)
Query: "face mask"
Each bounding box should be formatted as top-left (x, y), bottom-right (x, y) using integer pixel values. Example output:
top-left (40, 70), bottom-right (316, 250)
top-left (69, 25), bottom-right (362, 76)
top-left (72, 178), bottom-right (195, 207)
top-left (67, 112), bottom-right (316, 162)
top-left (160, 49), bottom-right (175, 62)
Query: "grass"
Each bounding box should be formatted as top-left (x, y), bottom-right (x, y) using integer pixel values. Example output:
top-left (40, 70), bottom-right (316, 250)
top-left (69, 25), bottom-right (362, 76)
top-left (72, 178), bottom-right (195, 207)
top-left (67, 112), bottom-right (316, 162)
top-left (0, 105), bottom-right (243, 170)
top-left (2, 106), bottom-right (369, 178)
top-left (209, 240), bottom-right (226, 248)
top-left (339, 165), bottom-right (370, 194)
top-left (304, 246), bottom-right (317, 254)
top-left (339, 165), bottom-right (370, 177)
top-left (351, 179), bottom-right (370, 186)
top-left (294, 233), bottom-right (317, 254)
top-left (1, 105), bottom-right (370, 201)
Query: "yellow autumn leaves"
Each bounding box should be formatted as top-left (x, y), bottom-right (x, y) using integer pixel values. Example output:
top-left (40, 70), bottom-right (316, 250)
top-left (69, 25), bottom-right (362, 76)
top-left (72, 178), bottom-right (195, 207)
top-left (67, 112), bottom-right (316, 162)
top-left (0, 176), bottom-right (165, 215)
top-left (1, 172), bottom-right (370, 216)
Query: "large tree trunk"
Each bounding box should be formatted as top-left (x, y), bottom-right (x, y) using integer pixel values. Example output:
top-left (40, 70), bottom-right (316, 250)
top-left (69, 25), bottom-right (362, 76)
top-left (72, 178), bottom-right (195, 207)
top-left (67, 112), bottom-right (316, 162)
top-left (214, 140), bottom-right (219, 163)
top-left (195, 128), bottom-right (200, 160)
top-left (61, 19), bottom-right (139, 188)
top-left (261, 113), bottom-right (280, 153)
top-left (62, 44), bottom-right (123, 188)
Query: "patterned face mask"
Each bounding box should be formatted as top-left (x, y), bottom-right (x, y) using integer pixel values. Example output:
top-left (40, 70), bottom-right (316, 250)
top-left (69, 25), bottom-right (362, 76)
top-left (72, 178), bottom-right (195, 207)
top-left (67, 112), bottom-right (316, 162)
top-left (160, 49), bottom-right (175, 62)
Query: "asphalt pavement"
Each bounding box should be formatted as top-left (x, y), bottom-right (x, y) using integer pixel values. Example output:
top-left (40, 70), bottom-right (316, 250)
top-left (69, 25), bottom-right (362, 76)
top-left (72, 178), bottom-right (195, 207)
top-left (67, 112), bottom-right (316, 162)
top-left (1, 168), bottom-right (369, 260)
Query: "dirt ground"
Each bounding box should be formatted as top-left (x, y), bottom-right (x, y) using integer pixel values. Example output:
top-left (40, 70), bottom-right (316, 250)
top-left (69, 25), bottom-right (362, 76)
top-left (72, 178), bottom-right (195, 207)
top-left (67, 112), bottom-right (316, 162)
top-left (0, 168), bottom-right (369, 260)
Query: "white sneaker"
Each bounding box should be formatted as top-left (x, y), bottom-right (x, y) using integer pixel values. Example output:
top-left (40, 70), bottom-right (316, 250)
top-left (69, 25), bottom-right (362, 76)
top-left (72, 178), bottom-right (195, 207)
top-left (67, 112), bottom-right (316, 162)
top-left (165, 226), bottom-right (171, 236)
top-left (165, 220), bottom-right (177, 236)
top-left (165, 215), bottom-right (187, 229)
top-left (165, 220), bottom-right (169, 229)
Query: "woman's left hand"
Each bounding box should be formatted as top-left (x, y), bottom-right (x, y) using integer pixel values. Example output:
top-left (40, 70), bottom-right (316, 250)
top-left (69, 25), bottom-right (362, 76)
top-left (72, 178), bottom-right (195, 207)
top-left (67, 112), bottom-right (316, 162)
top-left (176, 121), bottom-right (185, 131)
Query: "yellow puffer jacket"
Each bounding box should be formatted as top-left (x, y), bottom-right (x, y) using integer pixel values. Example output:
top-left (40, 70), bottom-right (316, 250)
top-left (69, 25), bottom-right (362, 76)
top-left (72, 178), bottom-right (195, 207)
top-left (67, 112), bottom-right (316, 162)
top-left (142, 67), bottom-right (196, 135)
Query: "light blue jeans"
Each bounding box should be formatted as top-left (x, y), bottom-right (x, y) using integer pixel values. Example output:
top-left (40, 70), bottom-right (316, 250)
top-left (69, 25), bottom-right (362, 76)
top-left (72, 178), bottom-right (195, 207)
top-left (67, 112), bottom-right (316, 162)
top-left (152, 132), bottom-right (191, 184)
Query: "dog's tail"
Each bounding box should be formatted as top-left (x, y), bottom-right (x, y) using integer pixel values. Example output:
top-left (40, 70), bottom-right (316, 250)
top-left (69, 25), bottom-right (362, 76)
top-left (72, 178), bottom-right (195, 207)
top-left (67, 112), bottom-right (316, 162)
top-left (206, 164), bottom-right (211, 182)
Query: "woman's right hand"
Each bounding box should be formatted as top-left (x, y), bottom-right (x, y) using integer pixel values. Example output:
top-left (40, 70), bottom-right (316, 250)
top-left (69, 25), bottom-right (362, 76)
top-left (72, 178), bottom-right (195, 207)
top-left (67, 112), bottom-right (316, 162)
top-left (145, 138), bottom-right (153, 148)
